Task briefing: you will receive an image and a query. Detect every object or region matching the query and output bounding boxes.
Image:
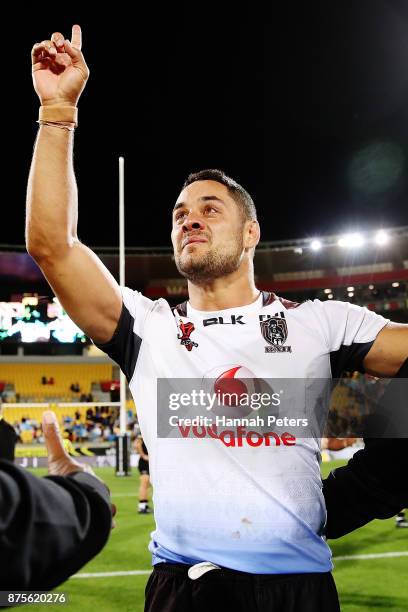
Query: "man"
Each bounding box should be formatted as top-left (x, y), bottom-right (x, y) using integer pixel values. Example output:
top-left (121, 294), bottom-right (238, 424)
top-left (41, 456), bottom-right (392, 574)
top-left (0, 411), bottom-right (114, 590)
top-left (395, 511), bottom-right (408, 528)
top-left (135, 434), bottom-right (151, 514)
top-left (27, 26), bottom-right (407, 611)
top-left (0, 406), bottom-right (18, 461)
top-left (323, 357), bottom-right (408, 539)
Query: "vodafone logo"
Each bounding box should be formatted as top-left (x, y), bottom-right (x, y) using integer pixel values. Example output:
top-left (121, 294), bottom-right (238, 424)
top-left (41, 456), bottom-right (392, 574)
top-left (168, 365), bottom-right (296, 447)
top-left (213, 365), bottom-right (259, 405)
top-left (202, 365), bottom-right (261, 418)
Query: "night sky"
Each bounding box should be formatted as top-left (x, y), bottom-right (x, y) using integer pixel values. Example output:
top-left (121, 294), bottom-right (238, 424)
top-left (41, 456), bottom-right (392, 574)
top-left (3, 1), bottom-right (408, 249)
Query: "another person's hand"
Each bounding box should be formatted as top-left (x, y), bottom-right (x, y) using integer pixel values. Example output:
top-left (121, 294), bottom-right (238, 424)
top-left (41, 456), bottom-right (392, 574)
top-left (31, 25), bottom-right (89, 107)
top-left (42, 410), bottom-right (95, 477)
top-left (42, 410), bottom-right (117, 527)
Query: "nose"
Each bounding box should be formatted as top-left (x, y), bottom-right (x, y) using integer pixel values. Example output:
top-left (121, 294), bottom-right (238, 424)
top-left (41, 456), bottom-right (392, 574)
top-left (181, 213), bottom-right (205, 233)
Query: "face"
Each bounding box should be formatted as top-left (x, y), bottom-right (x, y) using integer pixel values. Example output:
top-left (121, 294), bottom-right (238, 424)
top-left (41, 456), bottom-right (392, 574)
top-left (171, 180), bottom-right (249, 283)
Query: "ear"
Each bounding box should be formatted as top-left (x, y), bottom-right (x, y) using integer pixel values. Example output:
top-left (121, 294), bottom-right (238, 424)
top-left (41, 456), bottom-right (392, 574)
top-left (244, 220), bottom-right (260, 249)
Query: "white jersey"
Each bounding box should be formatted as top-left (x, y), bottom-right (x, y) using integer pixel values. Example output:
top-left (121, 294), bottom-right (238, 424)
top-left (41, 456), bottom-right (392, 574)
top-left (96, 290), bottom-right (388, 573)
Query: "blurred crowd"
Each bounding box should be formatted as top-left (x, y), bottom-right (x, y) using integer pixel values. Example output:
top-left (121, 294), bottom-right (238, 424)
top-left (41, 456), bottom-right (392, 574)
top-left (326, 371), bottom-right (389, 437)
top-left (12, 406), bottom-right (138, 445)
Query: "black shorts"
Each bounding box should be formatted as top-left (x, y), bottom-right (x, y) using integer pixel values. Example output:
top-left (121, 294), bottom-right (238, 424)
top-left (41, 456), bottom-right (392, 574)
top-left (144, 562), bottom-right (340, 612)
top-left (138, 458), bottom-right (150, 475)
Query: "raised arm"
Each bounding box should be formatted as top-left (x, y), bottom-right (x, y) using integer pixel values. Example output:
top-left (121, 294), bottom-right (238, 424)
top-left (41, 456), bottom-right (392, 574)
top-left (26, 25), bottom-right (121, 344)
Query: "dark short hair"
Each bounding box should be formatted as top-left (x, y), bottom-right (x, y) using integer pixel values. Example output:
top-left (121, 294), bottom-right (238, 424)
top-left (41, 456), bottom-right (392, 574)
top-left (182, 169), bottom-right (257, 221)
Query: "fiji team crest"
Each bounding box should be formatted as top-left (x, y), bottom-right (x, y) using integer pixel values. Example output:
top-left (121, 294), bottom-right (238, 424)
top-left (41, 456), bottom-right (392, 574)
top-left (259, 313), bottom-right (292, 353)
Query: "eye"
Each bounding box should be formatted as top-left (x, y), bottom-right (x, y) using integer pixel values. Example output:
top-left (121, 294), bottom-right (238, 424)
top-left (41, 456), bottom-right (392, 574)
top-left (204, 205), bottom-right (218, 215)
top-left (174, 211), bottom-right (187, 223)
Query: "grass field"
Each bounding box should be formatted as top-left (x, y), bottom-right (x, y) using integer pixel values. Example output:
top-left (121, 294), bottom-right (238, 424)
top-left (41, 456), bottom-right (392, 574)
top-left (22, 461), bottom-right (408, 612)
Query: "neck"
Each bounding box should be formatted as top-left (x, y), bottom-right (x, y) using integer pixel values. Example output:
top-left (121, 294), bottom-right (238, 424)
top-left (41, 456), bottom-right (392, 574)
top-left (187, 260), bottom-right (259, 311)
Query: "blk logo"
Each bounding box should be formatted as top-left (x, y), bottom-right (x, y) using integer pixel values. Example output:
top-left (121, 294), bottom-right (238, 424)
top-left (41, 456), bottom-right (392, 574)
top-left (203, 315), bottom-right (245, 327)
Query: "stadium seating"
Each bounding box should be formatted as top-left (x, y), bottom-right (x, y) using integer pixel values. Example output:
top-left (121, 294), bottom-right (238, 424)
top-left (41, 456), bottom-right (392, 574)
top-left (1, 363), bottom-right (113, 402)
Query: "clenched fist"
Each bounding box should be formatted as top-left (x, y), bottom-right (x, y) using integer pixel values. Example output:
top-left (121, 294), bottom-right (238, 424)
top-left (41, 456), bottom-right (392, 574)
top-left (31, 25), bottom-right (89, 107)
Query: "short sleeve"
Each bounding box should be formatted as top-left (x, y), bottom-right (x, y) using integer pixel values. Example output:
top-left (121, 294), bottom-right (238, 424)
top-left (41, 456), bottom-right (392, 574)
top-left (311, 299), bottom-right (389, 376)
top-left (94, 287), bottom-right (154, 381)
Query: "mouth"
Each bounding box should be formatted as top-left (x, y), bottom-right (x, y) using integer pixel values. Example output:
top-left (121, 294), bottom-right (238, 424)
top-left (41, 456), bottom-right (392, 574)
top-left (182, 236), bottom-right (208, 249)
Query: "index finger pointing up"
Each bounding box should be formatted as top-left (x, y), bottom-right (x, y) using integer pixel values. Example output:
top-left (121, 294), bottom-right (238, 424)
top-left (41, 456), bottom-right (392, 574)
top-left (71, 24), bottom-right (82, 50)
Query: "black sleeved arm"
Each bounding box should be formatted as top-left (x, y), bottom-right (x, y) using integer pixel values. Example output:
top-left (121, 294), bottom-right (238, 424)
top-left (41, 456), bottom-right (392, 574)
top-left (323, 358), bottom-right (408, 539)
top-left (94, 302), bottom-right (141, 382)
top-left (0, 460), bottom-right (112, 591)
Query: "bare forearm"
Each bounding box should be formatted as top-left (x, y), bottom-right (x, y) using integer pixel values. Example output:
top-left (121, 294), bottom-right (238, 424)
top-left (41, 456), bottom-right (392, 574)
top-left (25, 27), bottom-right (122, 343)
top-left (26, 125), bottom-right (78, 258)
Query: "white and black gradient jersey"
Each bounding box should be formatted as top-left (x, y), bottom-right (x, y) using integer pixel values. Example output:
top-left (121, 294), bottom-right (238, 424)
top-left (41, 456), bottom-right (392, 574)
top-left (95, 289), bottom-right (389, 574)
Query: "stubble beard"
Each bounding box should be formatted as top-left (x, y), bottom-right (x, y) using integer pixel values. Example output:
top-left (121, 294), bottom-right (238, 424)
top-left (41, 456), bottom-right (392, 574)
top-left (175, 239), bottom-right (244, 284)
